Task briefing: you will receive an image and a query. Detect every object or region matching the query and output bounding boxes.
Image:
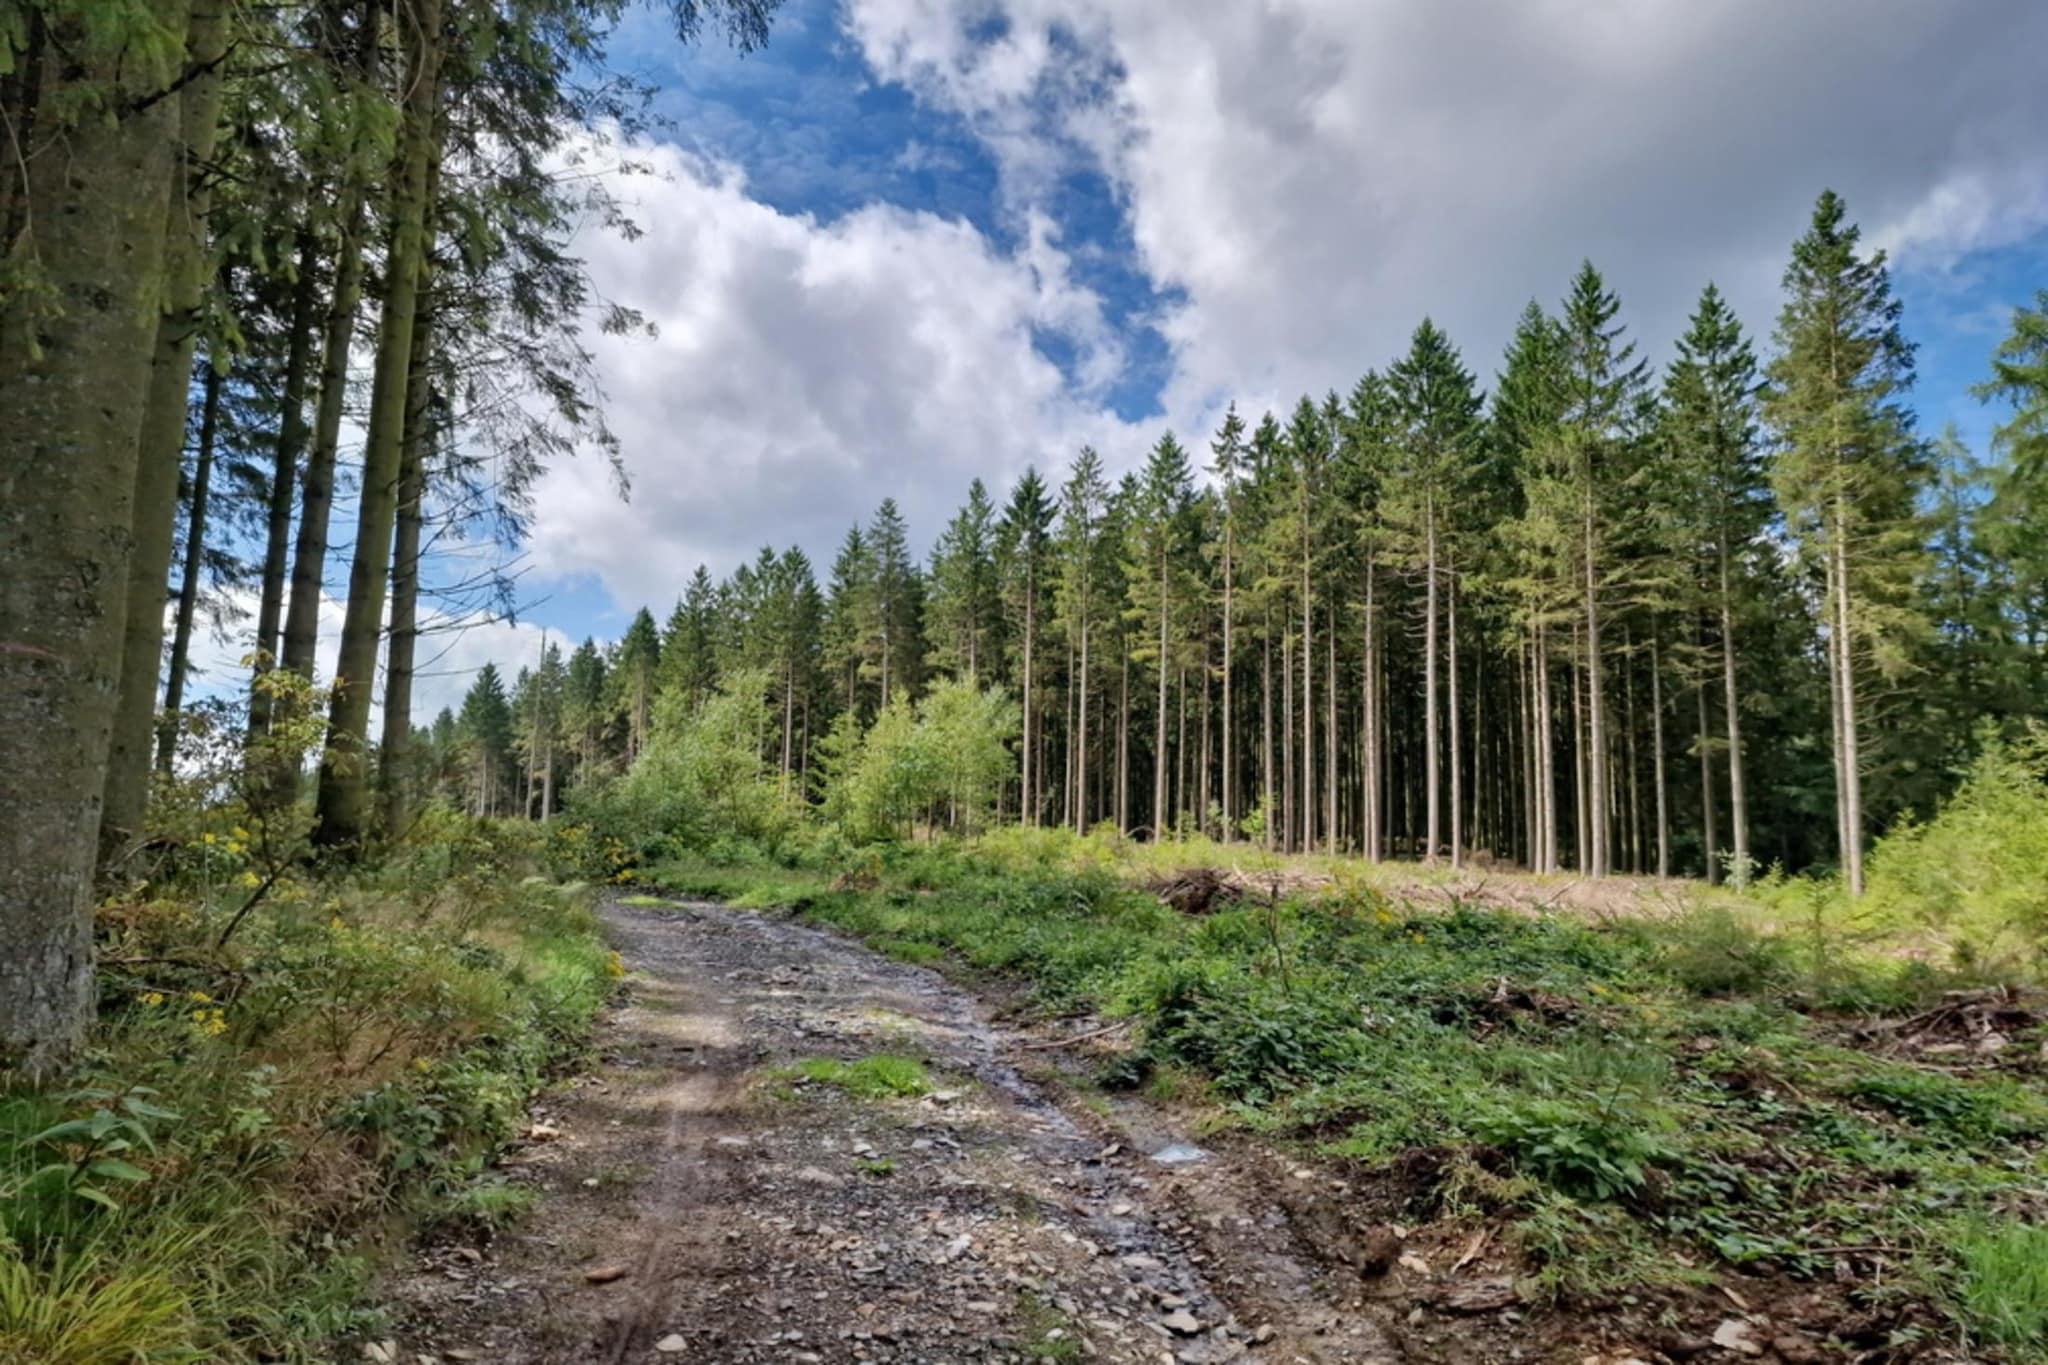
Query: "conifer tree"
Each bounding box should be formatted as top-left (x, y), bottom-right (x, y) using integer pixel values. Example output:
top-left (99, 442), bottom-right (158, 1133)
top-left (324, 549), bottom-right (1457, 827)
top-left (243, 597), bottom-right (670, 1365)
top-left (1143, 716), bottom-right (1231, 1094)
top-left (1762, 190), bottom-right (1927, 895)
top-left (997, 469), bottom-right (1056, 824)
top-left (1387, 320), bottom-right (1483, 863)
top-left (1662, 283), bottom-right (1769, 883)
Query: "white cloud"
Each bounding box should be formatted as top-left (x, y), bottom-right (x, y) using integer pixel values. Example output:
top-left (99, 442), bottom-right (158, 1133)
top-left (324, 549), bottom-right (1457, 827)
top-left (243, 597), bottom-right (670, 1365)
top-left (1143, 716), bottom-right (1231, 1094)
top-left (505, 0), bottom-right (2048, 629)
top-left (846, 0), bottom-right (2048, 426)
top-left (524, 133), bottom-right (1141, 608)
top-left (179, 591), bottom-right (553, 731)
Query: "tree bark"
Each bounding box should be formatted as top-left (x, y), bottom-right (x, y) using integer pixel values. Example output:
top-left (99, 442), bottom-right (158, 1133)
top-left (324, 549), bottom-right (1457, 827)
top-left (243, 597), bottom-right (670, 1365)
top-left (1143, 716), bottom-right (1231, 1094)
top-left (249, 230), bottom-right (323, 735)
top-left (315, 0), bottom-right (445, 852)
top-left (1718, 552), bottom-right (1750, 885)
top-left (0, 0), bottom-right (193, 1068)
top-left (376, 263), bottom-right (438, 836)
top-left (157, 358), bottom-right (226, 772)
top-left (273, 0), bottom-right (382, 805)
top-left (102, 0), bottom-right (233, 860)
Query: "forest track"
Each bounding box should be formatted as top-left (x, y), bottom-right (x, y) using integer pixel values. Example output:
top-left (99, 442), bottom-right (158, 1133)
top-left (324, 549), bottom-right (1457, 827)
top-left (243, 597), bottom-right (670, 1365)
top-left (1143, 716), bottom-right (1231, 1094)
top-left (376, 898), bottom-right (1437, 1363)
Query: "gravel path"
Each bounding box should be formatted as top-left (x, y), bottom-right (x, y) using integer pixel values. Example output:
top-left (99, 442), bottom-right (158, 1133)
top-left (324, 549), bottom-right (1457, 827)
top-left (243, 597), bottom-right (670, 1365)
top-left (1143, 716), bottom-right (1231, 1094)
top-left (375, 898), bottom-right (1410, 1364)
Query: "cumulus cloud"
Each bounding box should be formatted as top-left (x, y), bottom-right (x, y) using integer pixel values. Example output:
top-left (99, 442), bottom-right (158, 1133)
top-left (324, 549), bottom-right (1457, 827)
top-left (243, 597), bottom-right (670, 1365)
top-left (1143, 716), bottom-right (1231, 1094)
top-left (510, 1), bottom-right (2048, 624)
top-left (847, 0), bottom-right (2048, 423)
top-left (524, 134), bottom-right (1140, 609)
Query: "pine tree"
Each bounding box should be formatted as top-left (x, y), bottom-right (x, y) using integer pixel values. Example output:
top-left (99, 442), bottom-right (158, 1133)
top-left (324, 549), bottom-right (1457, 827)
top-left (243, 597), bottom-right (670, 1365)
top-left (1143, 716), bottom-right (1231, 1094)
top-left (1056, 449), bottom-right (1110, 831)
top-left (1662, 283), bottom-right (1770, 883)
top-left (1762, 190), bottom-right (1928, 895)
top-left (997, 468), bottom-right (1056, 824)
top-left (458, 662), bottom-right (516, 817)
top-left (928, 479), bottom-right (999, 682)
top-left (1130, 432), bottom-right (1196, 838)
top-left (614, 607), bottom-right (663, 761)
top-left (1387, 320), bottom-right (1483, 864)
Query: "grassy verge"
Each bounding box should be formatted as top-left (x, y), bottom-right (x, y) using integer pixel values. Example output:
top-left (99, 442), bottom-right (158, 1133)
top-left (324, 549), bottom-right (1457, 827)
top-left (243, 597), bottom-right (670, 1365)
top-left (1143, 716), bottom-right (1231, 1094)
top-left (645, 841), bottom-right (2048, 1355)
top-left (0, 817), bottom-right (616, 1363)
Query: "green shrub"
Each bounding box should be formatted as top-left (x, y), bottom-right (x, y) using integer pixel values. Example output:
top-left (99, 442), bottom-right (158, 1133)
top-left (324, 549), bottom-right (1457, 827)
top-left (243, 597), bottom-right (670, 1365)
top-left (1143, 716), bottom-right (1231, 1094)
top-left (1658, 906), bottom-right (1792, 996)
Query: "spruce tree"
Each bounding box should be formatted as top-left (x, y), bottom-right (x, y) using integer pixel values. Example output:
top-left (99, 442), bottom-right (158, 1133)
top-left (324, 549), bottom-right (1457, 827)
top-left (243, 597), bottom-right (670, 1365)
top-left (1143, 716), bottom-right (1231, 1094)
top-left (1662, 283), bottom-right (1770, 883)
top-left (1762, 190), bottom-right (1928, 895)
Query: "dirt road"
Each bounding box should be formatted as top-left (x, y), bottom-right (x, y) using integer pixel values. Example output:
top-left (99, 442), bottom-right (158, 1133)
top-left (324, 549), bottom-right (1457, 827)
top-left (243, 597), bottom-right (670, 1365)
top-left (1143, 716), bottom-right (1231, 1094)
top-left (376, 898), bottom-right (1462, 1363)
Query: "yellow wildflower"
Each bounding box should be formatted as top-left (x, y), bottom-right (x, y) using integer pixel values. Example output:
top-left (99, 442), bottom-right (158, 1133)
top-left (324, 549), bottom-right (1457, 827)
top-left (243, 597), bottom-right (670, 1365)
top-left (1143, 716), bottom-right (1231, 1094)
top-left (140, 992), bottom-right (165, 1008)
top-left (1410, 932), bottom-right (1426, 944)
top-left (237, 870), bottom-right (262, 889)
top-left (188, 990), bottom-right (213, 1003)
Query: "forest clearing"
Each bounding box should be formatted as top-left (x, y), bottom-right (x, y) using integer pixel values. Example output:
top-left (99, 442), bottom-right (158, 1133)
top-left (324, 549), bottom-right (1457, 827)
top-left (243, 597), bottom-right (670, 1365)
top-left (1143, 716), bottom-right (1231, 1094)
top-left (6, 0), bottom-right (2048, 1361)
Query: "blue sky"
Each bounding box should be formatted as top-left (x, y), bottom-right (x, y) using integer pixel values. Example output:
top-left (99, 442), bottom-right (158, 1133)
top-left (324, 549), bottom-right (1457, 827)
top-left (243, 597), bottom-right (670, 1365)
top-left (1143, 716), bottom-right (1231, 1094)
top-left (196, 1), bottom-right (2048, 721)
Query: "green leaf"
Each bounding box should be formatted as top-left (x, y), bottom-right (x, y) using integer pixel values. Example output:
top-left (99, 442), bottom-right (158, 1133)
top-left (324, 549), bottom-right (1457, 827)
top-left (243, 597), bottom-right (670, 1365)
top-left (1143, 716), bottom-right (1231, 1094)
top-left (87, 1158), bottom-right (151, 1183)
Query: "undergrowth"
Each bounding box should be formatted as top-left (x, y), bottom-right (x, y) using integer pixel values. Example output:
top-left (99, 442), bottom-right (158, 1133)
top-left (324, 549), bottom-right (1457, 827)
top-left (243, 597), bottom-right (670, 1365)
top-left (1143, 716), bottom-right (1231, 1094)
top-left (0, 813), bottom-right (614, 1364)
top-left (645, 840), bottom-right (2048, 1355)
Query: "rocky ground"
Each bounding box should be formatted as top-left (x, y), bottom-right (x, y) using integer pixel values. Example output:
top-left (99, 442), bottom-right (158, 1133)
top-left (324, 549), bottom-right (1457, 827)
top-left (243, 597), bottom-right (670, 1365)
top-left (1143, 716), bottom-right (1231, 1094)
top-left (368, 898), bottom-right (1733, 1364)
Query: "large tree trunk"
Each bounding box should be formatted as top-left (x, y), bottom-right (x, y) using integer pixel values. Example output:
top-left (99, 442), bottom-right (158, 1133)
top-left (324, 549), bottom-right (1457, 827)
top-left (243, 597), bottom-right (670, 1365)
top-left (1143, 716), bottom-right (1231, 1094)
top-left (0, 0), bottom-right (193, 1068)
top-left (101, 0), bottom-right (233, 860)
top-left (157, 359), bottom-right (226, 772)
top-left (249, 230), bottom-right (323, 734)
top-left (273, 0), bottom-right (382, 804)
top-left (315, 0), bottom-right (445, 853)
top-left (376, 265), bottom-right (438, 837)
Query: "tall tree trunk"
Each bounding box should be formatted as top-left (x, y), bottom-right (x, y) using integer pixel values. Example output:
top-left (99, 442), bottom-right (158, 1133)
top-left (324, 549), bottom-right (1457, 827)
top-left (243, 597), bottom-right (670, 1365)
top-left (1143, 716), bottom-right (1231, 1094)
top-left (1424, 513), bottom-right (1441, 863)
top-left (314, 0), bottom-right (445, 852)
top-left (1718, 551), bottom-right (1750, 885)
top-left (1021, 573), bottom-right (1035, 825)
top-left (1075, 616), bottom-right (1090, 833)
top-left (1584, 508), bottom-right (1609, 877)
top-left (1325, 613), bottom-right (1337, 853)
top-left (1261, 619), bottom-right (1274, 849)
top-left (1650, 631), bottom-right (1670, 878)
top-left (1220, 525), bottom-right (1235, 839)
top-left (156, 359), bottom-right (225, 772)
top-left (249, 230), bottom-right (323, 735)
top-left (1154, 558), bottom-right (1169, 837)
top-left (1301, 573), bottom-right (1315, 854)
top-left (1833, 524), bottom-right (1865, 894)
top-left (101, 0), bottom-right (233, 859)
top-left (376, 273), bottom-right (438, 836)
top-left (1363, 554), bottom-right (1381, 861)
top-left (274, 0), bottom-right (383, 804)
top-left (1697, 668), bottom-right (1720, 884)
top-left (1448, 572), bottom-right (1464, 869)
top-left (0, 0), bottom-right (193, 1067)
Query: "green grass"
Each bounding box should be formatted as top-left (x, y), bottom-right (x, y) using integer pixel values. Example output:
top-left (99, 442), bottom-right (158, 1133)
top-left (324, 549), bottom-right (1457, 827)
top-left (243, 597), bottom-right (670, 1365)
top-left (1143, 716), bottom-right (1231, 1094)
top-left (0, 818), bottom-right (614, 1364)
top-left (648, 844), bottom-right (2048, 1351)
top-left (778, 1054), bottom-right (932, 1099)
top-left (1956, 1222), bottom-right (2048, 1349)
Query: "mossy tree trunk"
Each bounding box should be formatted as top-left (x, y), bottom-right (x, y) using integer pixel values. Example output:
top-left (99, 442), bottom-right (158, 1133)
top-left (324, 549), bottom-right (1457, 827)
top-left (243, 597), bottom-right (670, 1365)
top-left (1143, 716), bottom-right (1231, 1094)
top-left (0, 1), bottom-right (195, 1069)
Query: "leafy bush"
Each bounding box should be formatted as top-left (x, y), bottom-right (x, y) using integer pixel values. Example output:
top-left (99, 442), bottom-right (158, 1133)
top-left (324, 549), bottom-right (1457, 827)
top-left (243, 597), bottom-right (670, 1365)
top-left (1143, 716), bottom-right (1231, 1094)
top-left (1658, 906), bottom-right (1792, 996)
top-left (1863, 731), bottom-right (2048, 964)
